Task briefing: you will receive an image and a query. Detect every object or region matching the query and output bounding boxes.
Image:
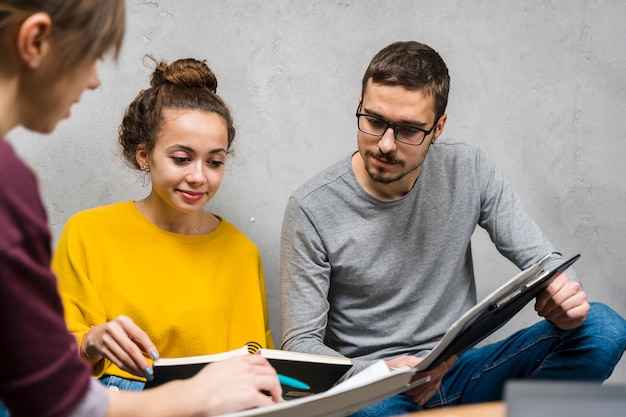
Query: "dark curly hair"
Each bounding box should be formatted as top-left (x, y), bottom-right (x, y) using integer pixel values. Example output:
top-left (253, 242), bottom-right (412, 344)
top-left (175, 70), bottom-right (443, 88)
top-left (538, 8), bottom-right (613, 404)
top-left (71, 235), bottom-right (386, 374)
top-left (118, 56), bottom-right (236, 169)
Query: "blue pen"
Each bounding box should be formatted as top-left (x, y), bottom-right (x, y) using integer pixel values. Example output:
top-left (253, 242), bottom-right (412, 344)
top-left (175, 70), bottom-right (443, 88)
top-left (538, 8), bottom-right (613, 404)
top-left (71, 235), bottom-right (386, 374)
top-left (278, 373), bottom-right (310, 390)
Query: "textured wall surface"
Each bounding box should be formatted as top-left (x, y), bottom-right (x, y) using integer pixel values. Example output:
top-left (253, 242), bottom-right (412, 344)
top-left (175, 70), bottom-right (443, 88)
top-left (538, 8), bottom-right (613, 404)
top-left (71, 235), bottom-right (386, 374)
top-left (10, 0), bottom-right (626, 382)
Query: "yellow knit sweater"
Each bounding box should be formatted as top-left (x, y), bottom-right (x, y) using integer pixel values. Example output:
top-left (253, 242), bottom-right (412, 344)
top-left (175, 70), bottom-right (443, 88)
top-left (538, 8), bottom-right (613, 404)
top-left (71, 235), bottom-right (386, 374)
top-left (53, 201), bottom-right (273, 381)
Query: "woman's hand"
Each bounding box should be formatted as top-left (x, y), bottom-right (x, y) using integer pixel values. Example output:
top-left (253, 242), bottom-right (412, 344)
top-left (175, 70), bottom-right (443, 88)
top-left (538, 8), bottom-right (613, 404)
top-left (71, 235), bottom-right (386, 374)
top-left (187, 355), bottom-right (283, 415)
top-left (84, 315), bottom-right (158, 379)
top-left (105, 355), bottom-right (282, 417)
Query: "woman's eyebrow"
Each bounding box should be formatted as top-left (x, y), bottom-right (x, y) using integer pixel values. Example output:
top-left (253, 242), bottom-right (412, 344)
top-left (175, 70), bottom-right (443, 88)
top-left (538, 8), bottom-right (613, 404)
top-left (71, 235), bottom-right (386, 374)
top-left (167, 144), bottom-right (227, 155)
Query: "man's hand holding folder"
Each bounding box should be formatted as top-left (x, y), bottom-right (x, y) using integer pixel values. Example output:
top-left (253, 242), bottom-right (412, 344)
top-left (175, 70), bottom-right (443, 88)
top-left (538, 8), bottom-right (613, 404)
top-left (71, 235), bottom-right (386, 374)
top-left (386, 355), bottom-right (458, 406)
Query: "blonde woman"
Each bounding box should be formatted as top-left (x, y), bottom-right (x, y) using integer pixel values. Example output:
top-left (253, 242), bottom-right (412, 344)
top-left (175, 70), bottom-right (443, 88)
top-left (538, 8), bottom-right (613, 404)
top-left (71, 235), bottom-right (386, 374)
top-left (0, 2), bottom-right (281, 416)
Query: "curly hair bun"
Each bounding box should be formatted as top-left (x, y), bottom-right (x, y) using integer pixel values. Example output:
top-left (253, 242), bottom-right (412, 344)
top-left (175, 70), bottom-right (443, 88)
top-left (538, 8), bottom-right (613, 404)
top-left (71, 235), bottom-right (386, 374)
top-left (150, 58), bottom-right (218, 93)
top-left (118, 55), bottom-right (235, 169)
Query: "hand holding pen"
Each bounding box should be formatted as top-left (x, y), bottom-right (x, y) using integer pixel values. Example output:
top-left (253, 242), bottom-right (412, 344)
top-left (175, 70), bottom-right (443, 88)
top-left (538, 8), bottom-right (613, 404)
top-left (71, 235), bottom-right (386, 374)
top-left (247, 343), bottom-right (311, 392)
top-left (194, 355), bottom-right (284, 413)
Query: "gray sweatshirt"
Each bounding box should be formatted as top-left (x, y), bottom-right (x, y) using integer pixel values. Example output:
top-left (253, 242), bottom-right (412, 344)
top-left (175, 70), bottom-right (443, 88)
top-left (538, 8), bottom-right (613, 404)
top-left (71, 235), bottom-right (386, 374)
top-left (280, 139), bottom-right (567, 375)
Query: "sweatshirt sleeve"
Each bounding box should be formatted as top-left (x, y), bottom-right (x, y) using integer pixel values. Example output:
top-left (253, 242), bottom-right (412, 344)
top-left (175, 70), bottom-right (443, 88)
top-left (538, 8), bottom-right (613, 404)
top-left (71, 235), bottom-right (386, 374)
top-left (0, 141), bottom-right (96, 417)
top-left (474, 146), bottom-right (578, 281)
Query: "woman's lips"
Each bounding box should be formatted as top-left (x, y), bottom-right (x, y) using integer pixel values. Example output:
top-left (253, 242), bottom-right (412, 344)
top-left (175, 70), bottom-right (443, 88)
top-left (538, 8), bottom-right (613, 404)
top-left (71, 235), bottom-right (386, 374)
top-left (179, 190), bottom-right (205, 202)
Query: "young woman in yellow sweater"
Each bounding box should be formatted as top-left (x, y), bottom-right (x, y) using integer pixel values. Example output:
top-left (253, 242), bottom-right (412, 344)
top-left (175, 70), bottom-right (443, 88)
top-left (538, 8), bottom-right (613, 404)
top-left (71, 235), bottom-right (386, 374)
top-left (53, 57), bottom-right (274, 392)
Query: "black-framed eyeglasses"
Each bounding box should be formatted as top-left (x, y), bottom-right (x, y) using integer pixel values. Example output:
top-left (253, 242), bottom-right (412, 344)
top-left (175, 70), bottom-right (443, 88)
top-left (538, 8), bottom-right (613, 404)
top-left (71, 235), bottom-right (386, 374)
top-left (355, 106), bottom-right (438, 146)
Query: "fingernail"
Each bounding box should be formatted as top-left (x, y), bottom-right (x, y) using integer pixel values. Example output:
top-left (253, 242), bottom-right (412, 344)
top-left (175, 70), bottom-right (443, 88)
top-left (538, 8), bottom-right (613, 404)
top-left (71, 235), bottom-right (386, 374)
top-left (151, 351), bottom-right (159, 360)
top-left (146, 367), bottom-right (154, 380)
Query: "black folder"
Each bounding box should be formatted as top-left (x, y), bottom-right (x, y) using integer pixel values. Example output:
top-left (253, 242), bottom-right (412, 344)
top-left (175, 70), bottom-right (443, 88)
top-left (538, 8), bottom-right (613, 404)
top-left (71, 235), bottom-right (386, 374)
top-left (409, 252), bottom-right (580, 380)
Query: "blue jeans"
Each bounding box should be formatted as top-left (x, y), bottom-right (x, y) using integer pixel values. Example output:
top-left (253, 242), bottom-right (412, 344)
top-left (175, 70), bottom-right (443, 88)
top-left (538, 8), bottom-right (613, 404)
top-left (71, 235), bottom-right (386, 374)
top-left (99, 375), bottom-right (146, 392)
top-left (351, 302), bottom-right (626, 417)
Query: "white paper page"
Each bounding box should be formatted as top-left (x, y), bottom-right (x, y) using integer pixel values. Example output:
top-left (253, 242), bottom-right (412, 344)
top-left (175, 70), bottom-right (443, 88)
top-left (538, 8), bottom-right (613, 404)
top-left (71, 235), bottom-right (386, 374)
top-left (325, 360), bottom-right (392, 394)
top-left (220, 361), bottom-right (430, 417)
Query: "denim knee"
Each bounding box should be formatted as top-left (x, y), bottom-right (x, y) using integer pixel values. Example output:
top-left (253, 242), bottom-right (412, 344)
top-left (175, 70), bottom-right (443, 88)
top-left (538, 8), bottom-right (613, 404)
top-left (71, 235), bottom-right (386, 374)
top-left (585, 302), bottom-right (626, 344)
top-left (578, 302), bottom-right (626, 372)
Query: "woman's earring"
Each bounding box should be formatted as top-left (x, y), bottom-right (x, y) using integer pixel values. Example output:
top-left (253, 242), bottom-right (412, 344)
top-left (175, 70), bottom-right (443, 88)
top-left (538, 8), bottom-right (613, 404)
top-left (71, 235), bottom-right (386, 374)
top-left (29, 58), bottom-right (38, 68)
top-left (141, 164), bottom-right (150, 172)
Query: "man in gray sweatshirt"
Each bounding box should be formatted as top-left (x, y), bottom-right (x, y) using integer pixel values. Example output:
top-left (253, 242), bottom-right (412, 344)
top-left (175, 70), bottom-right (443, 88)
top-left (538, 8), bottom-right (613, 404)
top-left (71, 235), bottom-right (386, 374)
top-left (280, 40), bottom-right (626, 417)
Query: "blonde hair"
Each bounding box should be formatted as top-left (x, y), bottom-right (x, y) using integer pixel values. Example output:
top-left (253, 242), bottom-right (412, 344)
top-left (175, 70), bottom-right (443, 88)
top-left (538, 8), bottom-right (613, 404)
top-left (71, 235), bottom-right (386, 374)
top-left (0, 0), bottom-right (125, 71)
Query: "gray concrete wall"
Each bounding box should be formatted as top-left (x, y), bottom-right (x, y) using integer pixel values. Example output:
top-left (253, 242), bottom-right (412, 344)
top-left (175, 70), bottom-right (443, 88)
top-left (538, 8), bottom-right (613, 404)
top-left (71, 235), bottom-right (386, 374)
top-left (10, 0), bottom-right (626, 383)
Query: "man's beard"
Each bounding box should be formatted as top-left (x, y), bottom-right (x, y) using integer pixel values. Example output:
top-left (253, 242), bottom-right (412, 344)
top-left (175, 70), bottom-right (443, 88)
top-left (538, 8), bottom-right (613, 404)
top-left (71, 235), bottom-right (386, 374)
top-left (364, 150), bottom-right (410, 184)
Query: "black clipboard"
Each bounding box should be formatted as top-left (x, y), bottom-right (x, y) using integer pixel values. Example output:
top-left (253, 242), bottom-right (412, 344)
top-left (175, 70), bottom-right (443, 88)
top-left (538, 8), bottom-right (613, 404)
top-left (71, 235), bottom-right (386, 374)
top-left (410, 253), bottom-right (580, 377)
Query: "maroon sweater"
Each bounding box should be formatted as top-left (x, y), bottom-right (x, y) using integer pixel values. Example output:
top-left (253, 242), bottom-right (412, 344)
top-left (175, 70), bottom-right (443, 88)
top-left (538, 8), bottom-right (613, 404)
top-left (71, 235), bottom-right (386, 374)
top-left (0, 140), bottom-right (91, 417)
